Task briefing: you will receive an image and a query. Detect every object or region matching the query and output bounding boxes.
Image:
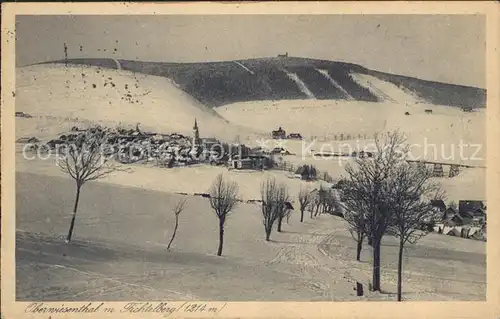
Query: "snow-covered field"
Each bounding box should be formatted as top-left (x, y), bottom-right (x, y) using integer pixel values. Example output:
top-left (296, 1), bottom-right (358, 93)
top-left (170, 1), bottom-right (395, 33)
top-left (14, 63), bottom-right (486, 301)
top-left (15, 147), bottom-right (326, 201)
top-left (16, 64), bottom-right (256, 141)
top-left (16, 172), bottom-right (485, 301)
top-left (216, 101), bottom-right (485, 167)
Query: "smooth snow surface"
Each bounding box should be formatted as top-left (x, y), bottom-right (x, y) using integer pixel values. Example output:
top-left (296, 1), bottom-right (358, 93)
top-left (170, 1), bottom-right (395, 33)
top-left (16, 64), bottom-right (253, 141)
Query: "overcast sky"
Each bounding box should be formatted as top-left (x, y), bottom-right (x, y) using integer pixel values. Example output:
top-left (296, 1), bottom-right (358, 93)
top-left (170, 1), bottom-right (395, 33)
top-left (16, 15), bottom-right (485, 88)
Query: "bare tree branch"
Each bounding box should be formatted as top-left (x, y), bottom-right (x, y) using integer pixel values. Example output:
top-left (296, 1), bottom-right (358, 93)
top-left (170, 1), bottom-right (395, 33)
top-left (167, 198), bottom-right (186, 251)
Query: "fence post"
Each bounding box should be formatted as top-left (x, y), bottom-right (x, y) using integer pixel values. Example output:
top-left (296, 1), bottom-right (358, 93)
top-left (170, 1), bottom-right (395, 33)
top-left (356, 282), bottom-right (364, 296)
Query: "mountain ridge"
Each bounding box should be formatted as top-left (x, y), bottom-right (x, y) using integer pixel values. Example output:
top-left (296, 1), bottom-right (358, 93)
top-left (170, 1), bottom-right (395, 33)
top-left (36, 56), bottom-right (486, 109)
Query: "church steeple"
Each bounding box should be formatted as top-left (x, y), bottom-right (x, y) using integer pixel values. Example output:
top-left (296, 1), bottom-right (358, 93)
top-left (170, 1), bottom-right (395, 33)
top-left (192, 118), bottom-right (200, 147)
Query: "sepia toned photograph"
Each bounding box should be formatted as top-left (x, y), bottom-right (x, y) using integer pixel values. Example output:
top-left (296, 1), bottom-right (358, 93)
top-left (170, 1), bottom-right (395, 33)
top-left (2, 2), bottom-right (499, 318)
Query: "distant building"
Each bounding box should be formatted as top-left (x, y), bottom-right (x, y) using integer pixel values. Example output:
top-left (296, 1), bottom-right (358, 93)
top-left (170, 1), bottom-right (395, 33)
top-left (442, 207), bottom-right (463, 226)
top-left (230, 158), bottom-right (253, 170)
top-left (16, 136), bottom-right (40, 144)
top-left (459, 200), bottom-right (485, 213)
top-left (248, 154), bottom-right (273, 169)
top-left (430, 199), bottom-right (447, 213)
top-left (288, 133), bottom-right (303, 140)
top-left (432, 163), bottom-right (444, 177)
top-left (459, 200), bottom-right (486, 222)
top-left (201, 137), bottom-right (220, 150)
top-left (272, 127), bottom-right (286, 139)
top-left (277, 52), bottom-right (288, 58)
top-left (230, 154), bottom-right (272, 170)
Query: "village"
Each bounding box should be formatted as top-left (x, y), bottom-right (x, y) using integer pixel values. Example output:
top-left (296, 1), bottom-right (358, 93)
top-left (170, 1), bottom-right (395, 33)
top-left (18, 117), bottom-right (487, 243)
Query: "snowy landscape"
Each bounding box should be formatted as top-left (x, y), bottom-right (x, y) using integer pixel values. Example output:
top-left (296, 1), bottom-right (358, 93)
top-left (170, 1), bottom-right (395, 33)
top-left (14, 15), bottom-right (486, 302)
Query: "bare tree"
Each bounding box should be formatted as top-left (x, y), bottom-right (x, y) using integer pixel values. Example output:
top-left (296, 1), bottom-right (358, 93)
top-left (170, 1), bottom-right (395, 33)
top-left (350, 214), bottom-right (366, 262)
top-left (284, 204), bottom-right (293, 225)
top-left (339, 179), bottom-right (369, 261)
top-left (310, 190), bottom-right (322, 218)
top-left (167, 198), bottom-right (187, 251)
top-left (313, 187), bottom-right (325, 217)
top-left (275, 186), bottom-right (290, 233)
top-left (208, 173), bottom-right (239, 256)
top-left (388, 163), bottom-right (444, 301)
top-left (339, 130), bottom-right (407, 292)
top-left (342, 187), bottom-right (368, 262)
top-left (322, 171), bottom-right (333, 183)
top-left (260, 177), bottom-right (288, 240)
top-left (298, 186), bottom-right (312, 222)
top-left (261, 178), bottom-right (278, 241)
top-left (315, 185), bottom-right (335, 217)
top-left (319, 187), bottom-right (342, 216)
top-left (58, 127), bottom-right (123, 243)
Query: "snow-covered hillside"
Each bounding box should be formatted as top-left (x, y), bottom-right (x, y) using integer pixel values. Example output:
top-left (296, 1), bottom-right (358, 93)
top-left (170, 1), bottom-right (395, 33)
top-left (216, 100), bottom-right (485, 166)
top-left (15, 64), bottom-right (253, 141)
top-left (42, 57), bottom-right (487, 108)
top-left (15, 62), bottom-right (486, 202)
top-left (350, 73), bottom-right (422, 104)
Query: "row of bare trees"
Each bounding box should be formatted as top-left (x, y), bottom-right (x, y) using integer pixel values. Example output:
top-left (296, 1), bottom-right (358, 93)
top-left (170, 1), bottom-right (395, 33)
top-left (337, 131), bottom-right (445, 301)
top-left (208, 174), bottom-right (296, 253)
top-left (208, 174), bottom-right (341, 254)
top-left (297, 184), bottom-right (343, 222)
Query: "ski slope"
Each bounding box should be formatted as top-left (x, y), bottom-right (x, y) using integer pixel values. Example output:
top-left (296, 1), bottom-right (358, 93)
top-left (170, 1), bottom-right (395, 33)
top-left (15, 64), bottom-right (252, 141)
top-left (350, 73), bottom-right (422, 104)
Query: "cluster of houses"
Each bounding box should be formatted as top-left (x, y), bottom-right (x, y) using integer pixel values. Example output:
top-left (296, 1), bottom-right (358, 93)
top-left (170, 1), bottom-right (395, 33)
top-left (429, 199), bottom-right (487, 241)
top-left (21, 119), bottom-right (282, 171)
top-left (35, 125), bottom-right (199, 166)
